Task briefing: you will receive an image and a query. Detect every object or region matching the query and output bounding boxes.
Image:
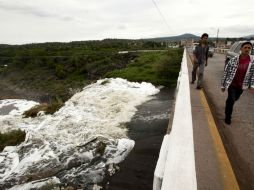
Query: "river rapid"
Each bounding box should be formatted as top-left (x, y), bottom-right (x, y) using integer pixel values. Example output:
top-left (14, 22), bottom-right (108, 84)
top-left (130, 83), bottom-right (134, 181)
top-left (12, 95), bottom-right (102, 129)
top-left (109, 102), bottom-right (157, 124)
top-left (0, 78), bottom-right (163, 190)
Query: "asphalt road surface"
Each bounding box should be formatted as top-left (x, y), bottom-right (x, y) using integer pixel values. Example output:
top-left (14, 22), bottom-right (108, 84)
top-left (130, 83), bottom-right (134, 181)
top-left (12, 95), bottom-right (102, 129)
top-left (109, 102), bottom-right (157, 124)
top-left (203, 53), bottom-right (254, 189)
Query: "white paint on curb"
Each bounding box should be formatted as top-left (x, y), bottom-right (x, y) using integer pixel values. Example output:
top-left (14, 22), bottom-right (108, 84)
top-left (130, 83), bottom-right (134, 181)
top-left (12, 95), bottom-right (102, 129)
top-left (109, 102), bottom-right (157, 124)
top-left (153, 49), bottom-right (197, 190)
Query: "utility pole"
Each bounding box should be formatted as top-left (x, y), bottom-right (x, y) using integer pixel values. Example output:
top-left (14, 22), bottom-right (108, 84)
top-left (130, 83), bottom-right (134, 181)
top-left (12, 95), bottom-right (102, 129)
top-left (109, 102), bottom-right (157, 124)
top-left (216, 28), bottom-right (219, 47)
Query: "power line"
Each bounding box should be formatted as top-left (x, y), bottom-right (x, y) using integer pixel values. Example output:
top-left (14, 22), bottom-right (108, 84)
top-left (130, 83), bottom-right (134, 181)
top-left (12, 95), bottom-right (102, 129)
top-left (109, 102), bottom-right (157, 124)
top-left (151, 0), bottom-right (171, 33)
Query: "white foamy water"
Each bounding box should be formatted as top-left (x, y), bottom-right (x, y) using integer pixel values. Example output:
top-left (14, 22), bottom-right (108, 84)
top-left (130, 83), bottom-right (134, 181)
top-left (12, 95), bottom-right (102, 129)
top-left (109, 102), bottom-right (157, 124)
top-left (0, 99), bottom-right (39, 116)
top-left (0, 78), bottom-right (160, 189)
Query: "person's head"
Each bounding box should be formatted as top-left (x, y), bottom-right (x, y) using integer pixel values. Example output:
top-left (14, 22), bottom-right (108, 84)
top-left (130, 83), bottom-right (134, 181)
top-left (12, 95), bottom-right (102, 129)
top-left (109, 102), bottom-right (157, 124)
top-left (201, 33), bottom-right (209, 40)
top-left (240, 41), bottom-right (253, 56)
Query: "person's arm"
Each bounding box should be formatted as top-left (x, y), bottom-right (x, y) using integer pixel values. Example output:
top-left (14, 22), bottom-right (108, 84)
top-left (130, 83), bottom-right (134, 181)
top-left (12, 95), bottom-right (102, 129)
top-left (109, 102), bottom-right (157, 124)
top-left (205, 46), bottom-right (209, 66)
top-left (221, 58), bottom-right (231, 92)
top-left (193, 54), bottom-right (198, 63)
top-left (193, 46), bottom-right (198, 63)
top-left (249, 63), bottom-right (254, 93)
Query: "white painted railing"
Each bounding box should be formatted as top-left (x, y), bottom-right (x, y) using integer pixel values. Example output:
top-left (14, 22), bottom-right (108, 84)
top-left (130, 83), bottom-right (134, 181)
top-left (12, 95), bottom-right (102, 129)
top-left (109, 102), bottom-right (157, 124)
top-left (153, 49), bottom-right (197, 190)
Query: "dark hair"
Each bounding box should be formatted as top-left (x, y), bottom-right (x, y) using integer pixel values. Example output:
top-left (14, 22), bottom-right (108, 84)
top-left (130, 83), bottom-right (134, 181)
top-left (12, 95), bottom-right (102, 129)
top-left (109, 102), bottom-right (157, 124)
top-left (201, 33), bottom-right (209, 39)
top-left (241, 41), bottom-right (253, 48)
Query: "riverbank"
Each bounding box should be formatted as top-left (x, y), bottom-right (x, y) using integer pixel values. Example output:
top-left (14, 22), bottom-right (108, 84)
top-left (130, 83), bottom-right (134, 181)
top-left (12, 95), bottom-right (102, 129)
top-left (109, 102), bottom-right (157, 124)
top-left (0, 80), bottom-right (44, 102)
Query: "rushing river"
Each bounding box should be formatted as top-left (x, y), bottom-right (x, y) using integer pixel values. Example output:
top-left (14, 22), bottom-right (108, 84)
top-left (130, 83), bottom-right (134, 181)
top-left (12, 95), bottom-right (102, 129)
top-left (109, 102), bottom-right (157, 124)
top-left (105, 87), bottom-right (174, 190)
top-left (0, 78), bottom-right (162, 190)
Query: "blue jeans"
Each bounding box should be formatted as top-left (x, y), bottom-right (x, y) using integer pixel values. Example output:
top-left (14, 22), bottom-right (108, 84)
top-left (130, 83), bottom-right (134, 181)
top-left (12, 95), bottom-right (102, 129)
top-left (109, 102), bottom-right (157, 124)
top-left (192, 61), bottom-right (205, 87)
top-left (225, 86), bottom-right (243, 119)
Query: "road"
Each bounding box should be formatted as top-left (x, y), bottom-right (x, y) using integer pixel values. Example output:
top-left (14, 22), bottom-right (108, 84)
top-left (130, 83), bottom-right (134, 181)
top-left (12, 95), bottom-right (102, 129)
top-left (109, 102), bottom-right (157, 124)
top-left (203, 53), bottom-right (254, 189)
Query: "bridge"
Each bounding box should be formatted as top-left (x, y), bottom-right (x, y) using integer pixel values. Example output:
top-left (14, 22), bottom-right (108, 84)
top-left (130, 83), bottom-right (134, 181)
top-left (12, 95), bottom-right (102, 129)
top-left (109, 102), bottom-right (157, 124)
top-left (154, 48), bottom-right (254, 190)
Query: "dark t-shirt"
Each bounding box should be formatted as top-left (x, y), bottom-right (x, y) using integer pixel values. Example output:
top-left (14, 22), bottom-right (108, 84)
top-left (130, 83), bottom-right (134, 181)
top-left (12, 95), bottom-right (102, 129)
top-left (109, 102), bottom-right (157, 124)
top-left (231, 55), bottom-right (250, 89)
top-left (194, 45), bottom-right (208, 64)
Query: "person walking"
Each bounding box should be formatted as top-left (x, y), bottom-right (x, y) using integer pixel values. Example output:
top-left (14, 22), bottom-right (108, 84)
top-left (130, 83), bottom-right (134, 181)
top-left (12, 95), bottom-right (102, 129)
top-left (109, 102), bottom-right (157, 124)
top-left (221, 41), bottom-right (254, 125)
top-left (191, 33), bottom-right (209, 89)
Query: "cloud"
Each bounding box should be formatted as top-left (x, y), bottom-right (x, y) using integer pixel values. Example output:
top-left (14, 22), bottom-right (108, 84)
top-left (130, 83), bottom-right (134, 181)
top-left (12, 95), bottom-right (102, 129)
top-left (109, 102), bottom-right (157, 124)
top-left (118, 25), bottom-right (127, 30)
top-left (0, 0), bottom-right (253, 44)
top-left (188, 0), bottom-right (200, 4)
top-left (220, 25), bottom-right (254, 37)
top-left (0, 1), bottom-right (52, 17)
top-left (0, 1), bottom-right (75, 21)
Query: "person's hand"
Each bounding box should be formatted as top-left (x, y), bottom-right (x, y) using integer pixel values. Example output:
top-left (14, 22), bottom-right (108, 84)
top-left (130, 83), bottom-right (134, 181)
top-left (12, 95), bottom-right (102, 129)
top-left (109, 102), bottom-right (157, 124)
top-left (205, 61), bottom-right (208, 66)
top-left (221, 87), bottom-right (225, 92)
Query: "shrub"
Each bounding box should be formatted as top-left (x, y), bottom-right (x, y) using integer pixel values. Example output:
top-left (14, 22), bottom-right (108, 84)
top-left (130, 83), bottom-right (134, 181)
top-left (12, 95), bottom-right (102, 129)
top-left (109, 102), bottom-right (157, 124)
top-left (45, 99), bottom-right (64, 114)
top-left (55, 65), bottom-right (67, 79)
top-left (105, 49), bottom-right (183, 87)
top-left (100, 79), bottom-right (110, 85)
top-left (23, 97), bottom-right (64, 118)
top-left (0, 130), bottom-right (26, 151)
top-left (23, 104), bottom-right (48, 118)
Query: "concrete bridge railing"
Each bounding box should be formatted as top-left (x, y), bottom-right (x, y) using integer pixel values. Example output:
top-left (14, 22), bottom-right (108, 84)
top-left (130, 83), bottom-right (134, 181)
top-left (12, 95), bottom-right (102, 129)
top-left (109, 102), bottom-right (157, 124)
top-left (153, 48), bottom-right (197, 190)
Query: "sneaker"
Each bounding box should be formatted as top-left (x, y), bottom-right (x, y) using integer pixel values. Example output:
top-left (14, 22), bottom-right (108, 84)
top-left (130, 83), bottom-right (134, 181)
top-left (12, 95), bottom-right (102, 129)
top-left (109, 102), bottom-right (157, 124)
top-left (196, 86), bottom-right (202, 90)
top-left (190, 81), bottom-right (195, 84)
top-left (225, 117), bottom-right (231, 125)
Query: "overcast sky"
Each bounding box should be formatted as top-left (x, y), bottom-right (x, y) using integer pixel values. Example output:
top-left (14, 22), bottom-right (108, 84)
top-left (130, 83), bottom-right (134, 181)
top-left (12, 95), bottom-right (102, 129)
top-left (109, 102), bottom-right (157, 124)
top-left (0, 0), bottom-right (253, 44)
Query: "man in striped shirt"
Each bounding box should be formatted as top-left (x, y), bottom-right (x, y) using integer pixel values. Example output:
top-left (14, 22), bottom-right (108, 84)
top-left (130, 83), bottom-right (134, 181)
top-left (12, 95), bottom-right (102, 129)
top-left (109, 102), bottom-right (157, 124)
top-left (221, 41), bottom-right (254, 125)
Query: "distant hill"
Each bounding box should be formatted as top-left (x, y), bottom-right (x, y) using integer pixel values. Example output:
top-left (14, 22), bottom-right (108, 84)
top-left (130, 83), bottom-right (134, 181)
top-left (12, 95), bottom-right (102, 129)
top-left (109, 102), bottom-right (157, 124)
top-left (145, 33), bottom-right (200, 42)
top-left (145, 33), bottom-right (254, 42)
top-left (243, 34), bottom-right (254, 39)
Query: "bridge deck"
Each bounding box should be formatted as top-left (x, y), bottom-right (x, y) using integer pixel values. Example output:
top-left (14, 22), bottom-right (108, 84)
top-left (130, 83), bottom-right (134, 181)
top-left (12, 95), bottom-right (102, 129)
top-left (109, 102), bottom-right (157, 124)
top-left (186, 53), bottom-right (239, 190)
top-left (154, 51), bottom-right (253, 190)
top-left (202, 53), bottom-right (254, 189)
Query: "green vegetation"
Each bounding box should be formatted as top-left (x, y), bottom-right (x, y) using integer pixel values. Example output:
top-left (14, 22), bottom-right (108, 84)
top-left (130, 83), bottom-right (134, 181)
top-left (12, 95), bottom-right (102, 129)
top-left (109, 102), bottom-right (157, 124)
top-left (23, 104), bottom-right (48, 118)
top-left (0, 130), bottom-right (26, 151)
top-left (105, 49), bottom-right (183, 87)
top-left (0, 39), bottom-right (183, 151)
top-left (23, 98), bottom-right (64, 118)
top-left (0, 39), bottom-right (182, 102)
top-left (44, 98), bottom-right (64, 114)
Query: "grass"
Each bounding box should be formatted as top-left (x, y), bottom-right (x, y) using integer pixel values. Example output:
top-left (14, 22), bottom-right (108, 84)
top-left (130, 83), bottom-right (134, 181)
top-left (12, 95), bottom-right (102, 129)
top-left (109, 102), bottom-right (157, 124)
top-left (23, 104), bottom-right (48, 118)
top-left (23, 99), bottom-right (64, 118)
top-left (45, 99), bottom-right (64, 114)
top-left (105, 49), bottom-right (183, 87)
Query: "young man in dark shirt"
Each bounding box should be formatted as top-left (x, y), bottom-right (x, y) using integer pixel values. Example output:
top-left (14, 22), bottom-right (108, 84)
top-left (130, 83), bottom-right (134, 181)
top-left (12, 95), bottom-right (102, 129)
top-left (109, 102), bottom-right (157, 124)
top-left (221, 41), bottom-right (254, 125)
top-left (191, 33), bottom-right (209, 89)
